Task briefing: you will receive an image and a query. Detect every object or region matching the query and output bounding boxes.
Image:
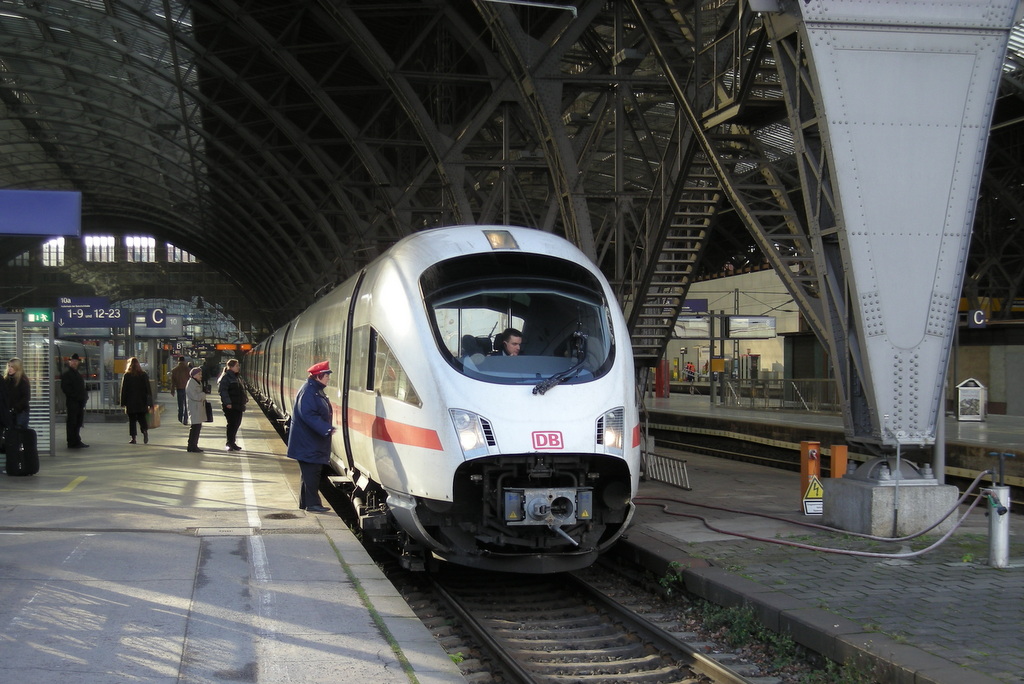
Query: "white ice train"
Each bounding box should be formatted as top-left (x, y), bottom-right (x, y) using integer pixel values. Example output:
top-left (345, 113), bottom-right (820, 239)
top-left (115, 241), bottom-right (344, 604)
top-left (243, 225), bottom-right (640, 573)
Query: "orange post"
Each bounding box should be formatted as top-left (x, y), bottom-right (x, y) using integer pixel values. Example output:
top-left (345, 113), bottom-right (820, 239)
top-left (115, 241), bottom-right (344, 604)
top-left (655, 359), bottom-right (670, 398)
top-left (830, 444), bottom-right (848, 478)
top-left (800, 440), bottom-right (820, 504)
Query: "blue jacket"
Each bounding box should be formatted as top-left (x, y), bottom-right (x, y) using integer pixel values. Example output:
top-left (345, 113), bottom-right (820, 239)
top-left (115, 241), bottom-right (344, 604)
top-left (287, 376), bottom-right (334, 464)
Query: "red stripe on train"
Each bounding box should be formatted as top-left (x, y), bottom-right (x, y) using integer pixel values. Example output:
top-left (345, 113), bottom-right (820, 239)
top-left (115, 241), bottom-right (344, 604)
top-left (346, 407), bottom-right (444, 451)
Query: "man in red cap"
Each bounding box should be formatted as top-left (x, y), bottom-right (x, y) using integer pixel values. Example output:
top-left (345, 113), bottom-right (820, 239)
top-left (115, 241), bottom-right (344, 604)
top-left (286, 360), bottom-right (336, 513)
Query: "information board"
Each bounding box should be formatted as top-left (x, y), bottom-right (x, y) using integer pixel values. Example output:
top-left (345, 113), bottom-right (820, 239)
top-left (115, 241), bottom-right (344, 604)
top-left (55, 296), bottom-right (127, 327)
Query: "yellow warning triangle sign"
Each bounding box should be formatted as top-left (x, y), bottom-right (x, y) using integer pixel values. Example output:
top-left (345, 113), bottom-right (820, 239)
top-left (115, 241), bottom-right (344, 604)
top-left (803, 475), bottom-right (824, 500)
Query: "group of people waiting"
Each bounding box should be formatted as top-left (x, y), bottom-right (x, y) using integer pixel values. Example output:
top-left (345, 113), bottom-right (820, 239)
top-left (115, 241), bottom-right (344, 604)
top-left (46, 351), bottom-right (331, 517)
top-left (165, 355), bottom-right (247, 452)
top-left (53, 354), bottom-right (248, 453)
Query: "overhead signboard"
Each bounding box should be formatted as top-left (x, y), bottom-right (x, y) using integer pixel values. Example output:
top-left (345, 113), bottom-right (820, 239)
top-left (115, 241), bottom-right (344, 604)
top-left (681, 298), bottom-right (708, 314)
top-left (55, 296), bottom-right (127, 327)
top-left (674, 316), bottom-right (710, 339)
top-left (0, 189), bottom-right (81, 236)
top-left (135, 313), bottom-right (183, 338)
top-left (726, 316), bottom-right (777, 339)
top-left (147, 307), bottom-right (167, 328)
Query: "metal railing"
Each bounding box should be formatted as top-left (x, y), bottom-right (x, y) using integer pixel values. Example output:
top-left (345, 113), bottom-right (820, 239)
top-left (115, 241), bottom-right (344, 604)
top-left (720, 378), bottom-right (841, 413)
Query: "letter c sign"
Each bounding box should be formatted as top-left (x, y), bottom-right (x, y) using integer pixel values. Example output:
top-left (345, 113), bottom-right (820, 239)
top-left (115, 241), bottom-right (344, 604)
top-left (147, 307), bottom-right (166, 328)
top-left (969, 309), bottom-right (986, 329)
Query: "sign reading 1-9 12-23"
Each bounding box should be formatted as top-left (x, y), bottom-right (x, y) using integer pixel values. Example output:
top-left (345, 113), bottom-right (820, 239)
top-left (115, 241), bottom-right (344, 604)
top-left (56, 296), bottom-right (127, 327)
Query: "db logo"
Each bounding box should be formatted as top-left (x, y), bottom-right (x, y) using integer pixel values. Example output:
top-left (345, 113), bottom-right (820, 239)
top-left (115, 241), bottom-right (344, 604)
top-left (532, 431), bottom-right (564, 450)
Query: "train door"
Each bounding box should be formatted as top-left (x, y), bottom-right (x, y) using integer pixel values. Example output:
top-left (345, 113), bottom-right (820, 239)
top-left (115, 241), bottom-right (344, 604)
top-left (339, 271), bottom-right (367, 472)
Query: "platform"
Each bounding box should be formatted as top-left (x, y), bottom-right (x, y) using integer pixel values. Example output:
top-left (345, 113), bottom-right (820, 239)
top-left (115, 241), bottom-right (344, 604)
top-left (0, 406), bottom-right (464, 684)
top-left (622, 449), bottom-right (1023, 684)
top-left (645, 393), bottom-right (1024, 484)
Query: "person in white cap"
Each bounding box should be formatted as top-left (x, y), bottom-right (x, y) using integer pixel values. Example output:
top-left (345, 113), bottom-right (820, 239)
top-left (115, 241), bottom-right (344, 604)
top-left (286, 361), bottom-right (335, 513)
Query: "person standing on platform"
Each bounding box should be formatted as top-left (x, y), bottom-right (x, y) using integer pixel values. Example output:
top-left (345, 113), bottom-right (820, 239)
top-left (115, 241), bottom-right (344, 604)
top-left (169, 356), bottom-right (191, 425)
top-left (218, 358), bottom-right (246, 451)
top-left (5, 358), bottom-right (31, 430)
top-left (60, 353), bottom-right (89, 448)
top-left (286, 361), bottom-right (335, 513)
top-left (185, 366), bottom-right (207, 453)
top-left (201, 357), bottom-right (220, 392)
top-left (119, 357), bottom-right (153, 444)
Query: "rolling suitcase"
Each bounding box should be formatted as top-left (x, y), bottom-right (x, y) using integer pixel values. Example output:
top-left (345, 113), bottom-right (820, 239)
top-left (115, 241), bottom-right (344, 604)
top-left (5, 427), bottom-right (39, 476)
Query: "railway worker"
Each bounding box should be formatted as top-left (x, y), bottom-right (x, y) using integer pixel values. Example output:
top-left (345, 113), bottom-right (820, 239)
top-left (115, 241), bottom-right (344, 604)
top-left (490, 328), bottom-right (523, 356)
top-left (119, 357), bottom-right (153, 445)
top-left (287, 361), bottom-right (335, 514)
top-left (184, 367), bottom-right (207, 453)
top-left (218, 358), bottom-right (247, 451)
top-left (169, 356), bottom-right (191, 425)
top-left (61, 353), bottom-right (89, 448)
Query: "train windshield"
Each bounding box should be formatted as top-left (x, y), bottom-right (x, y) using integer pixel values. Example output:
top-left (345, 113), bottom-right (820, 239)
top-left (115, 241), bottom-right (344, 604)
top-left (427, 274), bottom-right (615, 386)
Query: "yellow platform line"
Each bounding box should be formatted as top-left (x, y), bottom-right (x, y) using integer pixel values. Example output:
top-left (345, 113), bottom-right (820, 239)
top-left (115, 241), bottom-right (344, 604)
top-left (60, 476), bottom-right (87, 492)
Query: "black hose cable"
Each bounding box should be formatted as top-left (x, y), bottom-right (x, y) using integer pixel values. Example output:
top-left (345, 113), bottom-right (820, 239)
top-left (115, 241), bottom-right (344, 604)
top-left (634, 495), bottom-right (987, 559)
top-left (636, 469), bottom-right (994, 543)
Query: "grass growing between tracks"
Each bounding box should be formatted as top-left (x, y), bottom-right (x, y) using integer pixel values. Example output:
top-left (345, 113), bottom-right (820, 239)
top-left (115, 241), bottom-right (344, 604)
top-left (659, 563), bottom-right (879, 684)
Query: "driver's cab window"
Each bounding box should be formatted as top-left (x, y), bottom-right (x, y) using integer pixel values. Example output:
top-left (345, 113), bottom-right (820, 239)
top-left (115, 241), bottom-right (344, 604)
top-left (430, 287), bottom-right (613, 386)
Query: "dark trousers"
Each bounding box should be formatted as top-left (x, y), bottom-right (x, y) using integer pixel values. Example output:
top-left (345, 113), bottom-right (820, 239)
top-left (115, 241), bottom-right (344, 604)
top-left (127, 411), bottom-right (148, 438)
top-left (176, 391), bottom-right (188, 424)
top-left (224, 408), bottom-right (243, 446)
top-left (188, 423), bottom-right (202, 450)
top-left (297, 460), bottom-right (324, 509)
top-left (66, 399), bottom-right (85, 446)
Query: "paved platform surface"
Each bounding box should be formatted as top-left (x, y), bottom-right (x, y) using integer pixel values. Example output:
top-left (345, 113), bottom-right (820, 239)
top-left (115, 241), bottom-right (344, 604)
top-left (622, 447), bottom-right (1024, 684)
top-left (0, 406), bottom-right (464, 684)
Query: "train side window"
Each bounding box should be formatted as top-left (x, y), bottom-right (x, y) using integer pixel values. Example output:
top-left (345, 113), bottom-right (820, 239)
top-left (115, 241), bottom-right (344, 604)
top-left (349, 325), bottom-right (372, 392)
top-left (372, 331), bottom-right (422, 407)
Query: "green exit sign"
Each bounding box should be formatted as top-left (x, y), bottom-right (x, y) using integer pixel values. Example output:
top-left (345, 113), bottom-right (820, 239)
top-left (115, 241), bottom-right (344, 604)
top-left (24, 308), bottom-right (54, 323)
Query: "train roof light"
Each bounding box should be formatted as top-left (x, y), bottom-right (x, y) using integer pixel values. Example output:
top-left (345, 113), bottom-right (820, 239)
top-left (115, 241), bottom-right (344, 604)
top-left (483, 229), bottom-right (519, 250)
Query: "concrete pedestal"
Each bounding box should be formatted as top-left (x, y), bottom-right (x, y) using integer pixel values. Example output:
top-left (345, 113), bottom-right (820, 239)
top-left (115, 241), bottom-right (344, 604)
top-left (822, 478), bottom-right (959, 537)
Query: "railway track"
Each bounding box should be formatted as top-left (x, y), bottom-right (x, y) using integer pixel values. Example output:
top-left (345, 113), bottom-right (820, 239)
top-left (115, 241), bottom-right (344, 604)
top-left (424, 567), bottom-right (773, 684)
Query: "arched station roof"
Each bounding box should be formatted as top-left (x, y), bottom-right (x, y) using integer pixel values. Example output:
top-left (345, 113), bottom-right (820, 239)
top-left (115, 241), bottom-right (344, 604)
top-left (0, 1), bottom-right (1022, 333)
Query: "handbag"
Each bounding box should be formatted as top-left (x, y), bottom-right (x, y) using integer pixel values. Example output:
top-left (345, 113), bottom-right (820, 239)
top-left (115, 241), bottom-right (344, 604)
top-left (204, 401), bottom-right (214, 423)
top-left (147, 405), bottom-right (162, 429)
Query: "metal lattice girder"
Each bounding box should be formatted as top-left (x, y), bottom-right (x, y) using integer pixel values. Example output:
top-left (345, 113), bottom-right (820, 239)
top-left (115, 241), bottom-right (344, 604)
top-left (765, 0), bottom-right (1021, 448)
top-left (624, 0), bottom-right (828, 366)
top-left (0, 0), bottom-right (1022, 343)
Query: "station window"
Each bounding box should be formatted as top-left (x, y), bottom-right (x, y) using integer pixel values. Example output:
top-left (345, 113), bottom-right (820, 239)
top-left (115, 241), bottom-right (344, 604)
top-left (42, 237), bottom-right (65, 267)
top-left (166, 244), bottom-right (196, 263)
top-left (125, 235), bottom-right (156, 263)
top-left (84, 235), bottom-right (116, 263)
top-left (6, 251), bottom-right (29, 267)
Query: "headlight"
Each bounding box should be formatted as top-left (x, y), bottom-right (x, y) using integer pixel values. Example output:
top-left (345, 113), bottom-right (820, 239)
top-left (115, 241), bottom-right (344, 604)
top-left (597, 407), bottom-right (624, 453)
top-left (450, 409), bottom-right (491, 456)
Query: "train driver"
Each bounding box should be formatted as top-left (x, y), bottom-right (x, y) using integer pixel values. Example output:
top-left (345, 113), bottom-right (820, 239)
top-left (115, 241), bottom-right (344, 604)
top-left (490, 328), bottom-right (523, 356)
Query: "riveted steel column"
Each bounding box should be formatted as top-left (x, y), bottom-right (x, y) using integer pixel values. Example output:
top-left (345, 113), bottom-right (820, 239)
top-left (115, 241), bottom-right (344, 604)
top-left (764, 0), bottom-right (1021, 448)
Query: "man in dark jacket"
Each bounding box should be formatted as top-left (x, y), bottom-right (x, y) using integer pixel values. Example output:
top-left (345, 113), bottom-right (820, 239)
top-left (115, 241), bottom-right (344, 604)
top-left (60, 353), bottom-right (89, 448)
top-left (286, 361), bottom-right (335, 513)
top-left (218, 358), bottom-right (247, 451)
top-left (169, 356), bottom-right (191, 425)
